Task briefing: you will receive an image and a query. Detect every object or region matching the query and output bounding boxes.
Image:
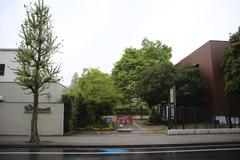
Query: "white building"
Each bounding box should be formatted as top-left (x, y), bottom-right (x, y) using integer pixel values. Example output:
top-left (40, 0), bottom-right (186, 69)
top-left (0, 49), bottom-right (65, 135)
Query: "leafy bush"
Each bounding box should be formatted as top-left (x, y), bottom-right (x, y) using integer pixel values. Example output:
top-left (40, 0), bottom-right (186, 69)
top-left (149, 113), bottom-right (162, 124)
top-left (114, 105), bottom-right (149, 115)
top-left (61, 94), bottom-right (74, 133)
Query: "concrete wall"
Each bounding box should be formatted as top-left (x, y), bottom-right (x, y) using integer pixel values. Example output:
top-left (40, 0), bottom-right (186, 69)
top-left (0, 49), bottom-right (65, 135)
top-left (168, 128), bottom-right (240, 135)
top-left (0, 102), bottom-right (64, 135)
top-left (0, 82), bottom-right (65, 103)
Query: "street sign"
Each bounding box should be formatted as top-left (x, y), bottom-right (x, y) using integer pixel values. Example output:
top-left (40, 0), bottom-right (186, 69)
top-left (116, 115), bottom-right (133, 124)
top-left (170, 86), bottom-right (176, 104)
top-left (170, 104), bottom-right (175, 120)
top-left (106, 116), bottom-right (112, 124)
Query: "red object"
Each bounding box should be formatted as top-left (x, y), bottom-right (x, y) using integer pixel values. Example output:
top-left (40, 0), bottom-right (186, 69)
top-left (116, 115), bottom-right (133, 124)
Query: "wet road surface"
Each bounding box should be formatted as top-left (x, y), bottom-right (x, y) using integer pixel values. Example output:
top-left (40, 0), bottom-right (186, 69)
top-left (1, 144), bottom-right (240, 160)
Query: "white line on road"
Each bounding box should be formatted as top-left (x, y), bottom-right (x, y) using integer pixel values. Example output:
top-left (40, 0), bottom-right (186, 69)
top-left (0, 147), bottom-right (240, 155)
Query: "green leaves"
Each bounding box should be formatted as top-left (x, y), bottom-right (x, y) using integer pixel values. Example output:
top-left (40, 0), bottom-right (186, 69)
top-left (112, 38), bottom-right (172, 102)
top-left (135, 63), bottom-right (206, 107)
top-left (135, 62), bottom-right (175, 107)
top-left (14, 0), bottom-right (61, 94)
top-left (70, 68), bottom-right (123, 116)
top-left (221, 27), bottom-right (240, 96)
top-left (175, 64), bottom-right (206, 106)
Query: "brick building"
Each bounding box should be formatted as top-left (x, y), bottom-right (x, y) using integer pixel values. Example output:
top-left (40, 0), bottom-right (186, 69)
top-left (176, 40), bottom-right (240, 123)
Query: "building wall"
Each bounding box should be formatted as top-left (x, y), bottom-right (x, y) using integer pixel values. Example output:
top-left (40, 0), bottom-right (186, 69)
top-left (0, 49), bottom-right (17, 82)
top-left (175, 40), bottom-right (240, 116)
top-left (210, 41), bottom-right (229, 114)
top-left (175, 41), bottom-right (216, 108)
top-left (0, 102), bottom-right (64, 135)
top-left (0, 49), bottom-right (65, 135)
top-left (0, 82), bottom-right (65, 103)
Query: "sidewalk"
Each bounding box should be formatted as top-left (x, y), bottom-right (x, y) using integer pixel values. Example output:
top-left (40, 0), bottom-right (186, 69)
top-left (0, 134), bottom-right (240, 147)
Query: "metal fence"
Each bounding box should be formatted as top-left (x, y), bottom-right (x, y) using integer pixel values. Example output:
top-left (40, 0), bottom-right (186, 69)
top-left (167, 105), bottom-right (240, 129)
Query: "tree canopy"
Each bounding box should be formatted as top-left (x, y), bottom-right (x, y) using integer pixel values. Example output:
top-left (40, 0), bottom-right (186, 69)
top-left (175, 64), bottom-right (206, 106)
top-left (72, 68), bottom-right (123, 124)
top-left (221, 27), bottom-right (240, 96)
top-left (70, 72), bottom-right (79, 88)
top-left (112, 48), bottom-right (144, 102)
top-left (112, 38), bottom-right (172, 103)
top-left (135, 62), bottom-right (175, 107)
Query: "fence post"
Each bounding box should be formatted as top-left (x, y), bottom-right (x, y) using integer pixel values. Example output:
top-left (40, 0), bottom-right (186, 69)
top-left (174, 104), bottom-right (177, 129)
top-left (194, 106), bottom-right (197, 129)
top-left (182, 106), bottom-right (185, 129)
top-left (168, 105), bottom-right (171, 130)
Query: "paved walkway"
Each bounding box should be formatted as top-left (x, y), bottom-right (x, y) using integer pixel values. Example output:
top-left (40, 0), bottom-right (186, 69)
top-left (0, 134), bottom-right (240, 147)
top-left (72, 120), bottom-right (167, 134)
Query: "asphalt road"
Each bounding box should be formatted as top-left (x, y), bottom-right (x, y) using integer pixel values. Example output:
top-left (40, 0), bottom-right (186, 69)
top-left (1, 144), bottom-right (240, 160)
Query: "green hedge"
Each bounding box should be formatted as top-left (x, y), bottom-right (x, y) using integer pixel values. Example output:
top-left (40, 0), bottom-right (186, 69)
top-left (62, 94), bottom-right (86, 133)
top-left (114, 106), bottom-right (149, 115)
top-left (61, 94), bottom-right (73, 133)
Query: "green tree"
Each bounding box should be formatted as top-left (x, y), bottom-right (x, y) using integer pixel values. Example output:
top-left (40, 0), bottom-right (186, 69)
top-left (70, 72), bottom-right (79, 87)
top-left (112, 48), bottom-right (144, 106)
top-left (141, 38), bottom-right (172, 66)
top-left (112, 38), bottom-right (172, 108)
top-left (221, 27), bottom-right (240, 128)
top-left (175, 64), bottom-right (206, 106)
top-left (75, 68), bottom-right (122, 125)
top-left (221, 27), bottom-right (240, 96)
top-left (14, 0), bottom-right (61, 143)
top-left (135, 62), bottom-right (175, 115)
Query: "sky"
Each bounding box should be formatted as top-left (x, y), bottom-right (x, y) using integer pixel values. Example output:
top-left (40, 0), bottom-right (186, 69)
top-left (0, 0), bottom-right (239, 86)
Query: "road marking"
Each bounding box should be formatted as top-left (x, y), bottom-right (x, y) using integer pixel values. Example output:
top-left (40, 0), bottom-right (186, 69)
top-left (100, 149), bottom-right (129, 153)
top-left (0, 147), bottom-right (240, 155)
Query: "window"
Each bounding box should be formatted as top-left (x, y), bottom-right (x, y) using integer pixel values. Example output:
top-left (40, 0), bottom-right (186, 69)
top-left (0, 64), bottom-right (5, 75)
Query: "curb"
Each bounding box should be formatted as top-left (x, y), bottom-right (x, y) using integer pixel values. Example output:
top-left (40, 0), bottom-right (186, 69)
top-left (168, 128), bottom-right (240, 135)
top-left (1, 141), bottom-right (240, 148)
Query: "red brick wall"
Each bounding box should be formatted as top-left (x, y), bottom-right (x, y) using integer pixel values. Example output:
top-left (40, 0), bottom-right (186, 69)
top-left (175, 41), bottom-right (216, 109)
top-left (175, 40), bottom-right (240, 116)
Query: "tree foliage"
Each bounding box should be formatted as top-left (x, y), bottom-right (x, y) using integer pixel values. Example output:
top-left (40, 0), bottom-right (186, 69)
top-left (14, 0), bottom-right (61, 143)
top-left (69, 68), bottom-right (123, 126)
top-left (112, 48), bottom-right (143, 101)
top-left (221, 27), bottom-right (240, 96)
top-left (112, 38), bottom-right (172, 103)
top-left (175, 64), bottom-right (206, 106)
top-left (70, 72), bottom-right (79, 87)
top-left (135, 62), bottom-right (175, 107)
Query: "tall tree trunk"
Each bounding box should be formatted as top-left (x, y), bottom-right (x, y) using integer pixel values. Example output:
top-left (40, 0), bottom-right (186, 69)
top-left (30, 92), bottom-right (40, 143)
top-left (148, 105), bottom-right (153, 122)
top-left (129, 99), bottom-right (132, 115)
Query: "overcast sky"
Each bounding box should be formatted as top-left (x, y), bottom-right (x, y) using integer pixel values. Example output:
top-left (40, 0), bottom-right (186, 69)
top-left (0, 0), bottom-right (239, 86)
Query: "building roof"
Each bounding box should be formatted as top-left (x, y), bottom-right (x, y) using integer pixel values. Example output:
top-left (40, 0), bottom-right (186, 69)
top-left (175, 40), bottom-right (228, 66)
top-left (0, 48), bottom-right (18, 51)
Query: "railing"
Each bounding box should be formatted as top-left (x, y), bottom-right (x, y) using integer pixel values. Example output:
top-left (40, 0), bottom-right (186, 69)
top-left (167, 106), bottom-right (240, 129)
